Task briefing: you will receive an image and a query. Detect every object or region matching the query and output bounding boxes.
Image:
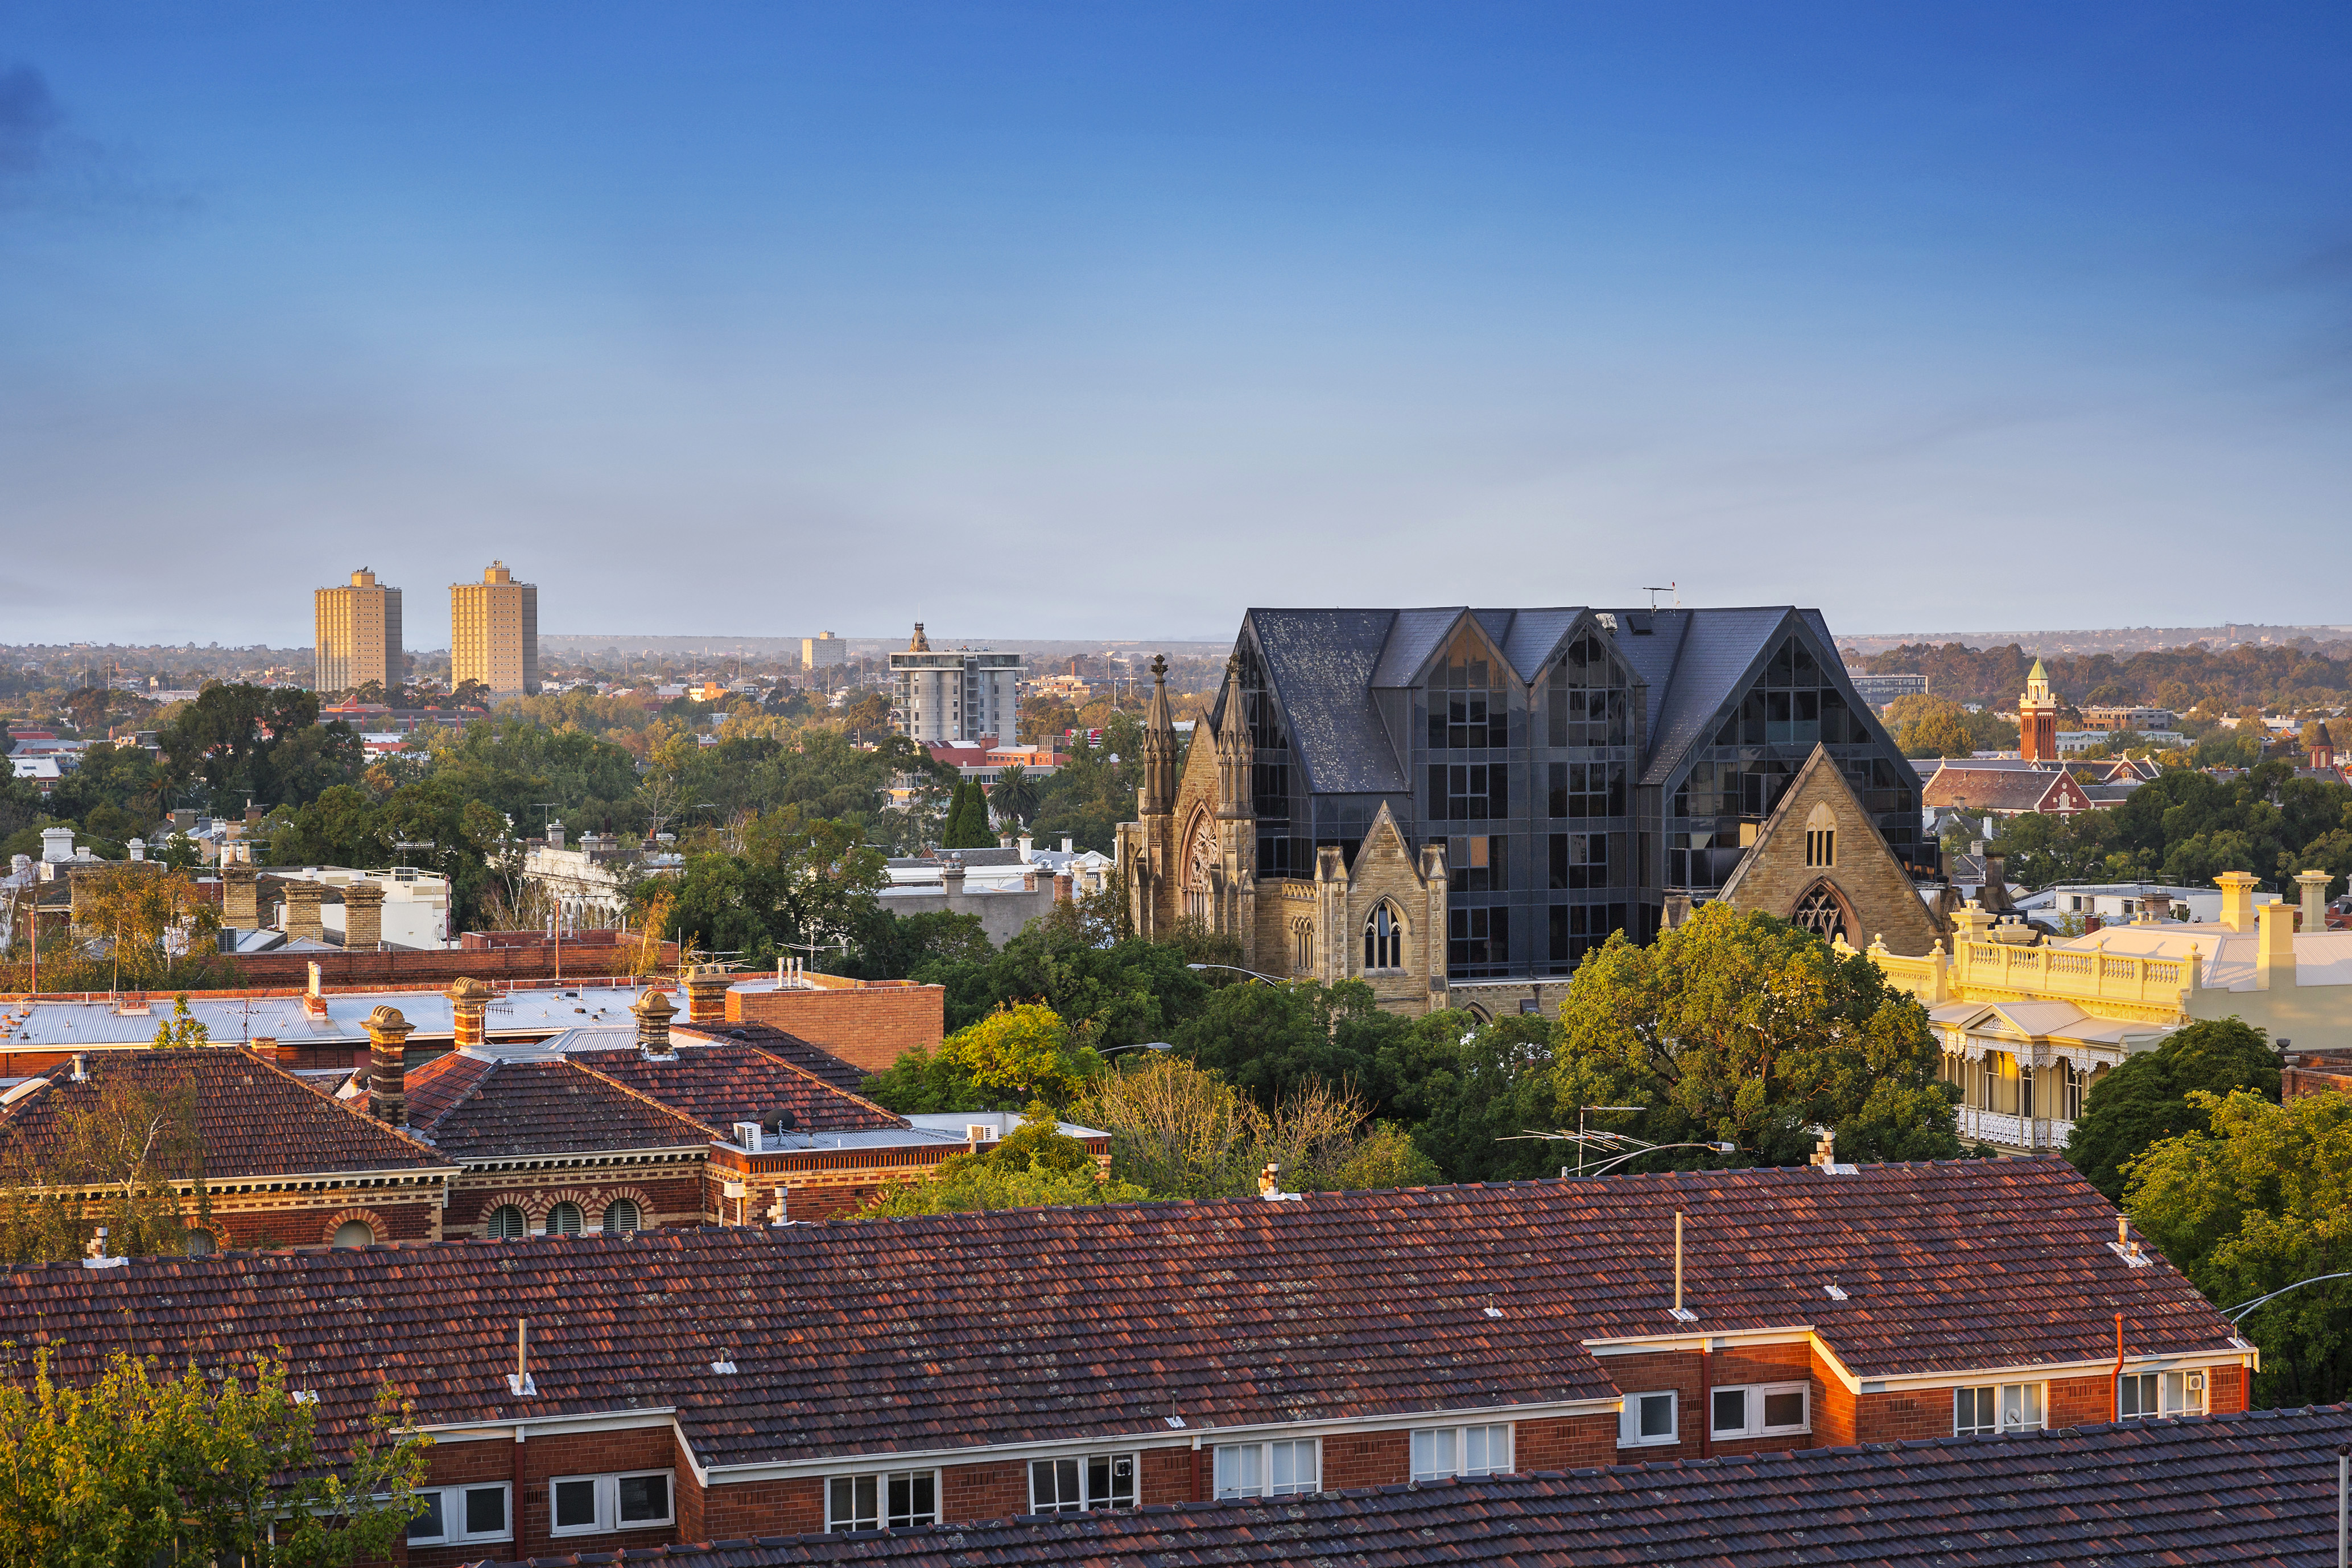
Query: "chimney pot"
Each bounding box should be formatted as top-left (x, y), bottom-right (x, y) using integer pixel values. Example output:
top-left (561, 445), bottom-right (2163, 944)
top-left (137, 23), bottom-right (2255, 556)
top-left (631, 987), bottom-right (676, 1054)
top-left (364, 1005), bottom-right (415, 1126)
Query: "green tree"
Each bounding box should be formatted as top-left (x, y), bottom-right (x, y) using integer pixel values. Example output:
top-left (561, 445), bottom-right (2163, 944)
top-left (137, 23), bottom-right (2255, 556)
top-left (159, 685), bottom-right (361, 810)
top-left (1552, 901), bottom-right (1962, 1167)
top-left (151, 995), bottom-right (209, 1050)
top-left (1887, 695), bottom-right (1981, 759)
top-left (0, 1070), bottom-right (212, 1264)
top-left (988, 764), bottom-right (1041, 829)
top-left (2127, 1090), bottom-right (2352, 1406)
top-left (914, 912), bottom-right (1218, 1047)
top-left (855, 1102), bottom-right (1149, 1216)
top-left (861, 1002), bottom-right (1107, 1113)
top-left (0, 1349), bottom-right (430, 1566)
top-left (2064, 1017), bottom-right (2279, 1199)
top-left (940, 778), bottom-right (995, 848)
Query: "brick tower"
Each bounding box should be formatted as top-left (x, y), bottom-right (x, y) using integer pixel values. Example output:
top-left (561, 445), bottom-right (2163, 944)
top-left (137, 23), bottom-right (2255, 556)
top-left (2019, 658), bottom-right (2058, 764)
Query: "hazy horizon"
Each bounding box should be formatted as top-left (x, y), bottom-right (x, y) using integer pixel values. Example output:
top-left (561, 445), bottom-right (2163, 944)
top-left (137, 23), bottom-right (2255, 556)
top-left (6, 5), bottom-right (2349, 647)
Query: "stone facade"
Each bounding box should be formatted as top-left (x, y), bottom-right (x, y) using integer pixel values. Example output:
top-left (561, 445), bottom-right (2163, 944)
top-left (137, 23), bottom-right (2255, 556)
top-left (1710, 743), bottom-right (1948, 957)
top-left (1120, 658), bottom-right (1449, 1014)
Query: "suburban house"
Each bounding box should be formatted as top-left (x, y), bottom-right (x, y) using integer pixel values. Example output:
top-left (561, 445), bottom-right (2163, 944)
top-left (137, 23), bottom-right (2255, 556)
top-left (0, 1160), bottom-right (2249, 1562)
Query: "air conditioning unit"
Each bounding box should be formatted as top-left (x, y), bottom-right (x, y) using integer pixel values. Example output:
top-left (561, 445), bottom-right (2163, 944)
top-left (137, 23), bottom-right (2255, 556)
top-left (967, 1123), bottom-right (997, 1142)
top-left (733, 1121), bottom-right (764, 1150)
top-left (2187, 1372), bottom-right (2204, 1392)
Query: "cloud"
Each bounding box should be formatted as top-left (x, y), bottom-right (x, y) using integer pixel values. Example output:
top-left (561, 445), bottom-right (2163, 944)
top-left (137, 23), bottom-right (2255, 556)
top-left (0, 63), bottom-right (63, 183)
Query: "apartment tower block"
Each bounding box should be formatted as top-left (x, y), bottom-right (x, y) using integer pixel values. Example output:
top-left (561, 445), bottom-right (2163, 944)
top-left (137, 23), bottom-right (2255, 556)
top-left (313, 569), bottom-right (403, 695)
top-left (450, 560), bottom-right (539, 697)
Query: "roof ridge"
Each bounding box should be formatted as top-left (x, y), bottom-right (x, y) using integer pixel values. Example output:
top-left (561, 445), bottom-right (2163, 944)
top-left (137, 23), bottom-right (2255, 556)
top-left (408, 1050), bottom-right (500, 1134)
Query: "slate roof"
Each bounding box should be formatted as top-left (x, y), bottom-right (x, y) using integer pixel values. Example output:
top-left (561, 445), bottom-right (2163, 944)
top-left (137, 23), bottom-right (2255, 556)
top-left (397, 1040), bottom-right (906, 1160)
top-left (670, 1022), bottom-right (872, 1096)
top-left (1236, 605), bottom-right (1910, 803)
top-left (472, 1404), bottom-right (2352, 1567)
top-left (401, 1054), bottom-right (715, 1160)
top-left (1243, 609), bottom-right (1412, 795)
top-left (572, 1043), bottom-right (905, 1133)
top-left (0, 1160), bottom-right (2238, 1474)
top-left (0, 1048), bottom-right (448, 1179)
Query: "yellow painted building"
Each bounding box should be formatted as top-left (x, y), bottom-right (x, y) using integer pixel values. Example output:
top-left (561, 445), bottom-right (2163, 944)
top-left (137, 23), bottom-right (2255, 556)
top-left (449, 560), bottom-right (539, 697)
top-left (313, 568), bottom-right (402, 695)
top-left (1862, 868), bottom-right (2349, 1151)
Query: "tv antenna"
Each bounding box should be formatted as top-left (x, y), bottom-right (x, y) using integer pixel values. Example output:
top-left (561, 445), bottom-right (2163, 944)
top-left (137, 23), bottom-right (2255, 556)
top-left (1642, 584), bottom-right (1677, 612)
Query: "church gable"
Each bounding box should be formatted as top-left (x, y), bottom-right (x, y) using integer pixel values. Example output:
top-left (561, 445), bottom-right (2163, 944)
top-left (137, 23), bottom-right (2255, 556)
top-left (1716, 744), bottom-right (1946, 956)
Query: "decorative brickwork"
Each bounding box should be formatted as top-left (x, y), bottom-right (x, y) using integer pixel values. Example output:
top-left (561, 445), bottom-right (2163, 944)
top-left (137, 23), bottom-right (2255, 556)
top-left (724, 983), bottom-right (945, 1074)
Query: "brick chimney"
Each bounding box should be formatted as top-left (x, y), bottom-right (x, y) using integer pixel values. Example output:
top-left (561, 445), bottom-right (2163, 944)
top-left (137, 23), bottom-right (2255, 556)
top-left (365, 1005), bottom-right (415, 1125)
top-left (283, 881), bottom-right (324, 943)
top-left (2299, 869), bottom-right (2333, 934)
top-left (343, 882), bottom-right (385, 950)
top-left (681, 963), bottom-right (731, 1026)
top-left (303, 960), bottom-right (329, 1020)
top-left (222, 864), bottom-right (259, 927)
top-left (447, 975), bottom-right (494, 1051)
top-left (632, 987), bottom-right (676, 1055)
top-left (1054, 872), bottom-right (1073, 903)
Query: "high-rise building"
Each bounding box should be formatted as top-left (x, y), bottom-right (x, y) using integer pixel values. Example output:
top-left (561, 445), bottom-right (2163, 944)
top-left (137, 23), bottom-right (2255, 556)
top-left (890, 623), bottom-right (1019, 744)
top-left (313, 569), bottom-right (403, 695)
top-left (802, 632), bottom-right (847, 670)
top-left (450, 561), bottom-right (539, 698)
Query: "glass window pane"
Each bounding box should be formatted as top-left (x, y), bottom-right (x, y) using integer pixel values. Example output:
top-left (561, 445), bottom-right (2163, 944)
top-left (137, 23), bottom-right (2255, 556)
top-left (1410, 1427), bottom-right (1454, 1479)
top-left (1763, 1390), bottom-right (1805, 1429)
top-left (618, 1472), bottom-right (667, 1522)
top-left (900, 1471), bottom-right (936, 1526)
top-left (1639, 1393), bottom-right (1674, 1438)
top-left (1711, 1388), bottom-right (1747, 1435)
top-left (407, 1492), bottom-right (446, 1543)
top-left (554, 1478), bottom-right (599, 1530)
top-left (1215, 1443), bottom-right (1263, 1498)
top-left (464, 1486), bottom-right (506, 1537)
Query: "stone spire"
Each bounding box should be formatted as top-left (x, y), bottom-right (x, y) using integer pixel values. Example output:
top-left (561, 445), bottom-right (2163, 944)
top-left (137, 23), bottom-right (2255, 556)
top-left (1138, 654), bottom-right (1178, 816)
top-left (1215, 654), bottom-right (1254, 820)
top-left (909, 622), bottom-right (931, 651)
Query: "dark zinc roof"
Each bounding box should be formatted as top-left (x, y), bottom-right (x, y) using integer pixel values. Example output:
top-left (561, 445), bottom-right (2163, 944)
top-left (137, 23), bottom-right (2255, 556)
top-left (1243, 609), bottom-right (1410, 795)
top-left (476, 1404), bottom-right (2352, 1568)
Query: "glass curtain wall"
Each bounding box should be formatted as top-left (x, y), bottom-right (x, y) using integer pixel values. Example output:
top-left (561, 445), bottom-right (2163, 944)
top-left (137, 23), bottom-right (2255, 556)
top-left (1664, 631), bottom-right (1921, 893)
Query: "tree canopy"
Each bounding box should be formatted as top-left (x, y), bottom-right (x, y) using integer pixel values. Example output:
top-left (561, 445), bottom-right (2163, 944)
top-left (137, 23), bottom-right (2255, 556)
top-left (1552, 901), bottom-right (1964, 1167)
top-left (2127, 1090), bottom-right (2352, 1406)
top-left (2064, 1017), bottom-right (2280, 1199)
top-left (1992, 764), bottom-right (2352, 895)
top-left (853, 1103), bottom-right (1148, 1217)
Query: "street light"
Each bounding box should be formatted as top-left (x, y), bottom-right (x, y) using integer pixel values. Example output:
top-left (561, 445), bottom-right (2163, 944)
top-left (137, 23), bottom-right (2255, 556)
top-left (1185, 962), bottom-right (1288, 984)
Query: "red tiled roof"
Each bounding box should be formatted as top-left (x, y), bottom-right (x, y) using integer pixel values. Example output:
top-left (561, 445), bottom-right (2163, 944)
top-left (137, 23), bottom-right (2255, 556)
top-left (0, 1161), bottom-right (2235, 1475)
top-left (671, 1022), bottom-right (872, 1095)
top-left (473, 1404), bottom-right (2352, 1567)
top-left (405, 1055), bottom-right (715, 1160)
top-left (1922, 765), bottom-right (2089, 812)
top-left (0, 1049), bottom-right (448, 1179)
top-left (573, 1042), bottom-right (905, 1133)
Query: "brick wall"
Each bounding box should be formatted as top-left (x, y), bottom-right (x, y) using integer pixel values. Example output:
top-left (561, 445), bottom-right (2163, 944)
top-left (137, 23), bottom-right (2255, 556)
top-left (2050, 1372), bottom-right (2117, 1427)
top-left (1515, 1413), bottom-right (1616, 1471)
top-left (1854, 1385), bottom-right (1954, 1443)
top-left (942, 1458), bottom-right (1030, 1523)
top-left (725, 984), bottom-right (945, 1073)
top-left (2209, 1363), bottom-right (2247, 1414)
top-left (222, 939), bottom-right (672, 992)
top-left (448, 1167), bottom-right (708, 1236)
top-left (1141, 1446), bottom-right (1197, 1504)
top-left (1322, 1428), bottom-right (1410, 1489)
top-left (703, 1476), bottom-right (822, 1540)
top-left (206, 1194), bottom-right (440, 1252)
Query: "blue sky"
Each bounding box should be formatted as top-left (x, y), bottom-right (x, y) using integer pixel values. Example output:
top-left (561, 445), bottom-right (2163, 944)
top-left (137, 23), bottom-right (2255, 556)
top-left (3, 4), bottom-right (2348, 649)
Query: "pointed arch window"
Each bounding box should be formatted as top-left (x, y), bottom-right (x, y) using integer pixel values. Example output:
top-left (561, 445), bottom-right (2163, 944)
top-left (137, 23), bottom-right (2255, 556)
top-left (1804, 803), bottom-right (1837, 868)
top-left (1793, 882), bottom-right (1848, 944)
top-left (1364, 903), bottom-right (1404, 972)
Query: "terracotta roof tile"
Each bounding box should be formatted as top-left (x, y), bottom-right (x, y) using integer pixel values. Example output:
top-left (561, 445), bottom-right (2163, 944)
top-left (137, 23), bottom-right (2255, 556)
top-left (0, 1049), bottom-right (448, 1179)
top-left (406, 1057), bottom-right (714, 1158)
top-left (0, 1161), bottom-right (2238, 1478)
top-left (474, 1403), bottom-right (2352, 1567)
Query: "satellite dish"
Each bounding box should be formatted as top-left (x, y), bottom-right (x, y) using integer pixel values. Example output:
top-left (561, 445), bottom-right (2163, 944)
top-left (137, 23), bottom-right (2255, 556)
top-left (772, 1108), bottom-right (799, 1134)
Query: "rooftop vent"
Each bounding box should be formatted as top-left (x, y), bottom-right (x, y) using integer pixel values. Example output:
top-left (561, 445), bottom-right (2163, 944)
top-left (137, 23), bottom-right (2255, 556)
top-left (1823, 1283), bottom-right (1850, 1301)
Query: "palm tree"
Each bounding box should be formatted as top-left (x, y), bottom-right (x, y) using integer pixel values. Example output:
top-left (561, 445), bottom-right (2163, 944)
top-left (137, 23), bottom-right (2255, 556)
top-left (988, 764), bottom-right (1040, 830)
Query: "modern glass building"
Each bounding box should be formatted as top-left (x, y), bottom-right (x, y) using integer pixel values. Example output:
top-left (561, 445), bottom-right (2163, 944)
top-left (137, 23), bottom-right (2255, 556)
top-left (1219, 606), bottom-right (1927, 980)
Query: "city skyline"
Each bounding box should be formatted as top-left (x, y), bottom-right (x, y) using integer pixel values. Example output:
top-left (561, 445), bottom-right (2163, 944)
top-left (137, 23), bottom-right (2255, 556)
top-left (5, 5), bottom-right (2349, 647)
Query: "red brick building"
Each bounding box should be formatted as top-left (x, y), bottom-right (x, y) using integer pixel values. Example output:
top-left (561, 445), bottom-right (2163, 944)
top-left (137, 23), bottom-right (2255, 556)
top-left (0, 1047), bottom-right (456, 1253)
top-left (0, 1160), bottom-right (2252, 1562)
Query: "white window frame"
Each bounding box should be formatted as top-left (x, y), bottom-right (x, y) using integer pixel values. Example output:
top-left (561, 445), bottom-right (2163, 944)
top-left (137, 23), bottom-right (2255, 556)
top-left (547, 1468), bottom-right (676, 1537)
top-left (1211, 1438), bottom-right (1321, 1499)
top-left (1028, 1450), bottom-right (1139, 1514)
top-left (2118, 1369), bottom-right (2206, 1420)
top-left (405, 1482), bottom-right (513, 1546)
top-left (1954, 1381), bottom-right (2045, 1436)
top-left (1617, 1389), bottom-right (1678, 1448)
top-left (1409, 1422), bottom-right (1512, 1482)
top-left (1709, 1382), bottom-right (1810, 1440)
top-left (825, 1468), bottom-right (939, 1532)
